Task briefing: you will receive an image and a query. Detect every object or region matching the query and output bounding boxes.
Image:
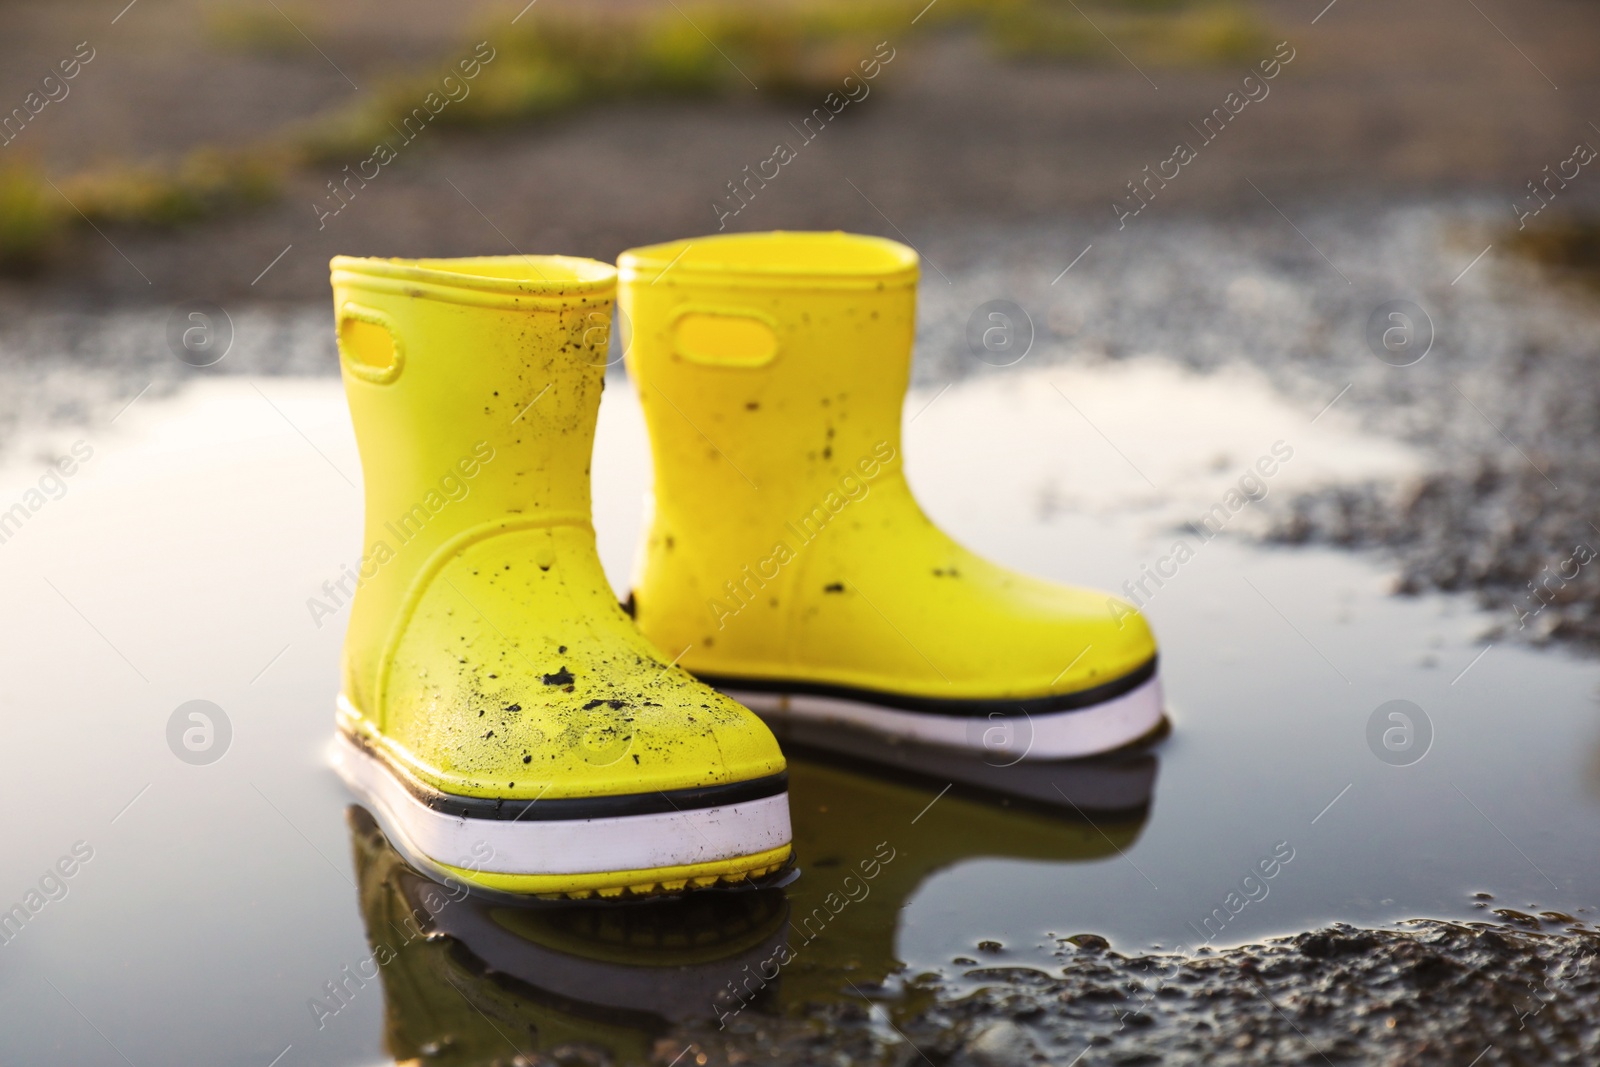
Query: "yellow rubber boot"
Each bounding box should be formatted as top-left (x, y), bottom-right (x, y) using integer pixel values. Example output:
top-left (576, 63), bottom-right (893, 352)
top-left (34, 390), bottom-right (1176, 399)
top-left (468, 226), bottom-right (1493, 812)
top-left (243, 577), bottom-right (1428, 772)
top-left (327, 255), bottom-right (790, 899)
top-left (618, 232), bottom-right (1162, 760)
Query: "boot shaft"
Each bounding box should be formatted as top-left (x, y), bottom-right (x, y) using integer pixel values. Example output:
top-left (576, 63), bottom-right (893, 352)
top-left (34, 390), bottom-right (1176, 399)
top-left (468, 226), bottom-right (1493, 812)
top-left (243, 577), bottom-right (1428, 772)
top-left (618, 232), bottom-right (920, 665)
top-left (618, 232), bottom-right (919, 505)
top-left (331, 255), bottom-right (617, 707)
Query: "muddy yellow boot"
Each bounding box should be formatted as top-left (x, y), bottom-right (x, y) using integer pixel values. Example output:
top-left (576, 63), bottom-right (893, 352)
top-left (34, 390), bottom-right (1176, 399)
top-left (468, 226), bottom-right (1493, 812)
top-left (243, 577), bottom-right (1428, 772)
top-left (327, 255), bottom-right (791, 899)
top-left (617, 232), bottom-right (1162, 760)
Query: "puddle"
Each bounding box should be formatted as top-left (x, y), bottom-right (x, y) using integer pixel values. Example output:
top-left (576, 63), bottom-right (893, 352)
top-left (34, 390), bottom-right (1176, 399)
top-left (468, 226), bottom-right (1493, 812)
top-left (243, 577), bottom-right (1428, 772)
top-left (1, 362), bottom-right (1596, 1065)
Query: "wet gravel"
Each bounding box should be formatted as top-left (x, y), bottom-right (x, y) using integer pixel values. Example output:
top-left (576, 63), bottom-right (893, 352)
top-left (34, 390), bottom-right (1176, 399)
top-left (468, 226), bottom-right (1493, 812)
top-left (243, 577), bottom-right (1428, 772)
top-left (900, 201), bottom-right (1600, 654)
top-left (678, 915), bottom-right (1600, 1067)
top-left (5, 198), bottom-right (1600, 645)
top-left (0, 295), bottom-right (330, 455)
top-left (355, 797), bottom-right (1600, 1067)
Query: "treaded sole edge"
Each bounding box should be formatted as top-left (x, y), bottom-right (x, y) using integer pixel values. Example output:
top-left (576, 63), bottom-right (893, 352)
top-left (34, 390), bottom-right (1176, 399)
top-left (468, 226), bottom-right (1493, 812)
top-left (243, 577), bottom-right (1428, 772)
top-left (329, 731), bottom-right (793, 899)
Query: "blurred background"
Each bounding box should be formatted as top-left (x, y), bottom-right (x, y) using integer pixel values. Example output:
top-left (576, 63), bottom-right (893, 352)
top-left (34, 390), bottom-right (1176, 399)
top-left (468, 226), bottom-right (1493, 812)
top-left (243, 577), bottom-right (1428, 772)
top-left (2, 0), bottom-right (1599, 637)
top-left (2, 0), bottom-right (1597, 292)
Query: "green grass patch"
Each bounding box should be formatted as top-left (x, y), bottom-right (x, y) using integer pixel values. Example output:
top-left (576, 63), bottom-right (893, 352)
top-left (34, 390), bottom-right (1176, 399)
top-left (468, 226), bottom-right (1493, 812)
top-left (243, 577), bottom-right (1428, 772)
top-left (205, 4), bottom-right (328, 57)
top-left (989, 1), bottom-right (1270, 65)
top-left (5, 0), bottom-right (1274, 272)
top-left (0, 166), bottom-right (66, 272)
top-left (62, 145), bottom-right (287, 226)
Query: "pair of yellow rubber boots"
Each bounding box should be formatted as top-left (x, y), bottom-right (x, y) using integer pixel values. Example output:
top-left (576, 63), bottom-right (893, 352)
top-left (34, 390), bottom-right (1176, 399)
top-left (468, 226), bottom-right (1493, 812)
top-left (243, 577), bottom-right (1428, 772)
top-left (328, 232), bottom-right (1161, 899)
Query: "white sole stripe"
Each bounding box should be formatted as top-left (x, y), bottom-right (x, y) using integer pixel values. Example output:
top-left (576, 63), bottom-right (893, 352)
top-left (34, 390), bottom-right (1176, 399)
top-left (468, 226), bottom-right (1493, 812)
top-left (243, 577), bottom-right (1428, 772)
top-left (724, 674), bottom-right (1164, 760)
top-left (330, 732), bottom-right (792, 876)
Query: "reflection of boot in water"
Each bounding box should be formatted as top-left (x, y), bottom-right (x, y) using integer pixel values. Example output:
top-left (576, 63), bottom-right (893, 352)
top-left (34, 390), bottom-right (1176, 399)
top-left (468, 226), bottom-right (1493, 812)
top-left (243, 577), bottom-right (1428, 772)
top-left (775, 747), bottom-right (1156, 1006)
top-left (346, 806), bottom-right (789, 1065)
top-left (772, 716), bottom-right (1162, 818)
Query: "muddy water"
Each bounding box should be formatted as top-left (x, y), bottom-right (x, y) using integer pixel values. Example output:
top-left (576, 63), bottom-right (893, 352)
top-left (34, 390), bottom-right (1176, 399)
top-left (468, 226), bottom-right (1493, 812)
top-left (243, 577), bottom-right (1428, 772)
top-left (0, 364), bottom-right (1596, 1066)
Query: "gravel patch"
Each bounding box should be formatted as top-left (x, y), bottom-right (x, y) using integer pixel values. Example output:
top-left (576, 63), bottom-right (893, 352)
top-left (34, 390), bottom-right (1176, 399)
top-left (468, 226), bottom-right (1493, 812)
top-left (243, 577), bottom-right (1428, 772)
top-left (681, 913), bottom-right (1600, 1066)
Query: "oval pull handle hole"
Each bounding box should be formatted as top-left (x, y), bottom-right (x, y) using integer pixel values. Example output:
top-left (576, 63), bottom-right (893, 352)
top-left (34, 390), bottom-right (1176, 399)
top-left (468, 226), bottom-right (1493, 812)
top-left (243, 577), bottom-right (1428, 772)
top-left (338, 305), bottom-right (403, 383)
top-left (673, 311), bottom-right (778, 368)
